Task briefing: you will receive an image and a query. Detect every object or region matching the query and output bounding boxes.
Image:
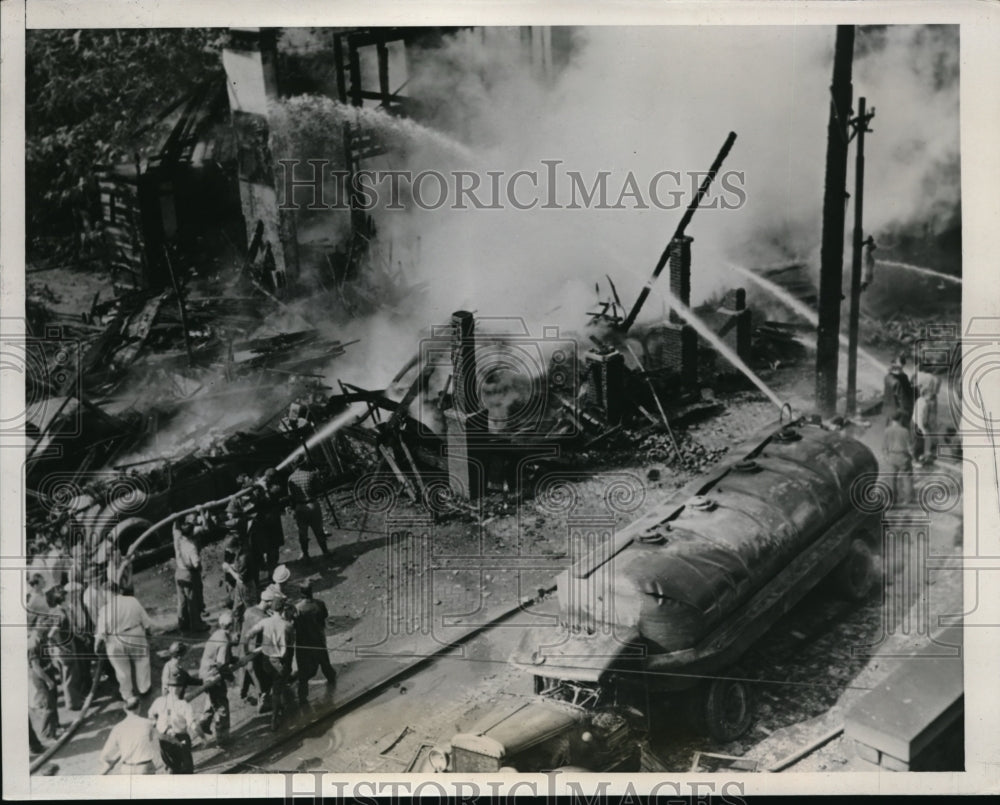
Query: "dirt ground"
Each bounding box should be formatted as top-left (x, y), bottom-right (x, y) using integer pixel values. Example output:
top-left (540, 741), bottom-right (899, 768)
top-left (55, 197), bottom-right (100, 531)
top-left (28, 268), bottom-right (962, 776)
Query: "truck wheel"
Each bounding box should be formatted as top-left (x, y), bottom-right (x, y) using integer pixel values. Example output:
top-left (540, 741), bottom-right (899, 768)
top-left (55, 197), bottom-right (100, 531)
top-left (690, 678), bottom-right (754, 743)
top-left (834, 538), bottom-right (874, 601)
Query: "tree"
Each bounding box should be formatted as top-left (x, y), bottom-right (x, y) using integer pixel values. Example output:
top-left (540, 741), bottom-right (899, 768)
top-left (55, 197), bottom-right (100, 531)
top-left (25, 28), bottom-right (227, 264)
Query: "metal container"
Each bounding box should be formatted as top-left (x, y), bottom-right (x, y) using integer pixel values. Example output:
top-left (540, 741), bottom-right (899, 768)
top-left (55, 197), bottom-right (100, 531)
top-left (514, 419), bottom-right (880, 687)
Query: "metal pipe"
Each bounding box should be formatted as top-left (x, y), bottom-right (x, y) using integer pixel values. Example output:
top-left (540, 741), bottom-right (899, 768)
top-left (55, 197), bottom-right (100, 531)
top-left (621, 131), bottom-right (738, 333)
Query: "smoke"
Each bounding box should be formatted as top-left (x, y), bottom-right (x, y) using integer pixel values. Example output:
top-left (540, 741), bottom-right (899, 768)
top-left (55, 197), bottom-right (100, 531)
top-left (369, 25), bottom-right (959, 330)
top-left (262, 25), bottom-right (958, 406)
top-left (853, 25), bottom-right (960, 237)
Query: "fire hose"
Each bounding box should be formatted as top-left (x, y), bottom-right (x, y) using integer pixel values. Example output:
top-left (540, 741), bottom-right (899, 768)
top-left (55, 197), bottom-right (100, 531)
top-left (30, 486), bottom-right (260, 775)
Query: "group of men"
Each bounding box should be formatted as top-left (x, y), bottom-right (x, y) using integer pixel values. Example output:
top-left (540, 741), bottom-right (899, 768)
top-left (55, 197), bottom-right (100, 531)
top-left (28, 578), bottom-right (153, 755)
top-left (98, 608), bottom-right (238, 775)
top-left (98, 571), bottom-right (338, 774)
top-left (25, 518), bottom-right (137, 754)
top-left (171, 459), bottom-right (333, 637)
top-left (26, 451), bottom-right (340, 773)
top-left (882, 354), bottom-right (947, 506)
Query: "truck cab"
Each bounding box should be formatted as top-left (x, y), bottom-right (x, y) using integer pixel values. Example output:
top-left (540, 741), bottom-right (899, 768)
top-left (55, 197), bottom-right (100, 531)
top-left (421, 693), bottom-right (639, 773)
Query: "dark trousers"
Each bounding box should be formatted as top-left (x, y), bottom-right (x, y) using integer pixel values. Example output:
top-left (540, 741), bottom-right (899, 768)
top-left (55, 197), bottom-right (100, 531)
top-left (159, 731), bottom-right (194, 774)
top-left (294, 503), bottom-right (328, 556)
top-left (259, 656), bottom-right (293, 728)
top-left (240, 651), bottom-right (270, 700)
top-left (53, 651), bottom-right (88, 710)
top-left (200, 679), bottom-right (230, 743)
top-left (264, 544), bottom-right (281, 577)
top-left (29, 719), bottom-right (46, 752)
top-left (176, 575), bottom-right (206, 632)
top-left (30, 678), bottom-right (59, 740)
top-left (295, 648), bottom-right (337, 703)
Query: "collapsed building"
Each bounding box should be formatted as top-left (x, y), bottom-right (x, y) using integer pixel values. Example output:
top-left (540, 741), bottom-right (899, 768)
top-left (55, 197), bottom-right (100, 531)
top-left (28, 26), bottom-right (805, 571)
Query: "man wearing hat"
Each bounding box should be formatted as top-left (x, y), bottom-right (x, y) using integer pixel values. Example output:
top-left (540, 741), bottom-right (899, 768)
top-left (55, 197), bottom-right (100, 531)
top-left (28, 628), bottom-right (60, 742)
top-left (255, 468), bottom-right (287, 579)
top-left (148, 665), bottom-right (205, 773)
top-left (294, 580), bottom-right (336, 705)
top-left (287, 456), bottom-right (331, 561)
top-left (883, 360), bottom-right (914, 427)
top-left (245, 602), bottom-right (298, 730)
top-left (241, 495), bottom-right (271, 588)
top-left (45, 585), bottom-right (88, 711)
top-left (239, 588), bottom-right (274, 705)
top-left (26, 572), bottom-right (50, 630)
top-left (160, 641), bottom-right (199, 696)
top-left (95, 583), bottom-right (153, 701)
top-left (173, 516), bottom-right (207, 634)
top-left (221, 521), bottom-right (256, 633)
top-left (882, 411), bottom-right (917, 506)
top-left (199, 610), bottom-right (236, 745)
top-left (98, 696), bottom-right (164, 775)
top-left (268, 564), bottom-right (293, 602)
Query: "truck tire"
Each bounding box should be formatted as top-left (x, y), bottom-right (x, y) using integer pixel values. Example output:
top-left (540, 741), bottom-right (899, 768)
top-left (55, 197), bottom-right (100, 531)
top-left (833, 538), bottom-right (874, 601)
top-left (689, 678), bottom-right (754, 743)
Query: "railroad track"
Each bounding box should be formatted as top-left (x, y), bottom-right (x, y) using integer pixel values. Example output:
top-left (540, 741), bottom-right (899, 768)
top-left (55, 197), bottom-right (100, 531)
top-left (212, 584), bottom-right (557, 774)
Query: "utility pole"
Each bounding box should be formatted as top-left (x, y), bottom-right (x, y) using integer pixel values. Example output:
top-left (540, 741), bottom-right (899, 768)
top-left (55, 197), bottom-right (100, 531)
top-left (846, 97), bottom-right (876, 416)
top-left (815, 25), bottom-right (855, 418)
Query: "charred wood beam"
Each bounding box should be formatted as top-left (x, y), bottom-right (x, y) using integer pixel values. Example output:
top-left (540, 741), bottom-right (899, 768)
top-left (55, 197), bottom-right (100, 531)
top-left (620, 131), bottom-right (738, 333)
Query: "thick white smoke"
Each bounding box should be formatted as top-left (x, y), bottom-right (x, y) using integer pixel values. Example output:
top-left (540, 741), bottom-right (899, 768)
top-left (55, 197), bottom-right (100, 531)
top-left (373, 25), bottom-right (959, 332)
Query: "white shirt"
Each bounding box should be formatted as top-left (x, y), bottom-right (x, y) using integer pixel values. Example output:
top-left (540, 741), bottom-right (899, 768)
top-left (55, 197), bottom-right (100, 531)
top-left (96, 594), bottom-right (152, 642)
top-left (148, 692), bottom-right (201, 737)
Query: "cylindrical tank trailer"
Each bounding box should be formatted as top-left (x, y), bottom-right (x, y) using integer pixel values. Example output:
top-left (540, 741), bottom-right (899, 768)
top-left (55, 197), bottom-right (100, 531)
top-left (424, 418), bottom-right (882, 772)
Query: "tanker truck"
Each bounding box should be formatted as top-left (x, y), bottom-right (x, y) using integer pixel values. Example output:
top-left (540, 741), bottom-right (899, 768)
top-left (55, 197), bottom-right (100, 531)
top-left (421, 416), bottom-right (881, 773)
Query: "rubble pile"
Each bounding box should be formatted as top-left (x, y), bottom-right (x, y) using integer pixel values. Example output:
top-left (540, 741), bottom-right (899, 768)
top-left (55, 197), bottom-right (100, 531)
top-left (634, 428), bottom-right (730, 471)
top-left (862, 312), bottom-right (956, 355)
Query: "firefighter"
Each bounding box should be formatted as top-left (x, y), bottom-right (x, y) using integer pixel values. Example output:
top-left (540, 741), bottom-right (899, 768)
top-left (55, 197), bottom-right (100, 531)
top-left (257, 469), bottom-right (286, 579)
top-left (45, 585), bottom-right (88, 711)
top-left (221, 517), bottom-right (256, 633)
top-left (173, 517), bottom-right (207, 634)
top-left (239, 588), bottom-right (275, 705)
top-left (160, 641), bottom-right (199, 696)
top-left (883, 411), bottom-right (916, 506)
top-left (245, 602), bottom-right (298, 730)
top-left (95, 582), bottom-right (153, 702)
top-left (28, 628), bottom-right (60, 742)
top-left (287, 456), bottom-right (331, 560)
top-left (294, 580), bottom-right (337, 705)
top-left (883, 360), bottom-right (914, 427)
top-left (148, 665), bottom-right (205, 774)
top-left (199, 610), bottom-right (236, 746)
top-left (913, 384), bottom-right (937, 464)
top-left (267, 564), bottom-right (293, 602)
top-left (242, 496), bottom-right (272, 588)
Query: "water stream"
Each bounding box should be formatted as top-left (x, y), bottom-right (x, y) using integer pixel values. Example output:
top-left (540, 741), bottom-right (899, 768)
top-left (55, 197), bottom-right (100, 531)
top-left (276, 401), bottom-right (370, 471)
top-left (725, 262), bottom-right (889, 375)
top-left (655, 287), bottom-right (785, 409)
top-left (877, 259), bottom-right (961, 285)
